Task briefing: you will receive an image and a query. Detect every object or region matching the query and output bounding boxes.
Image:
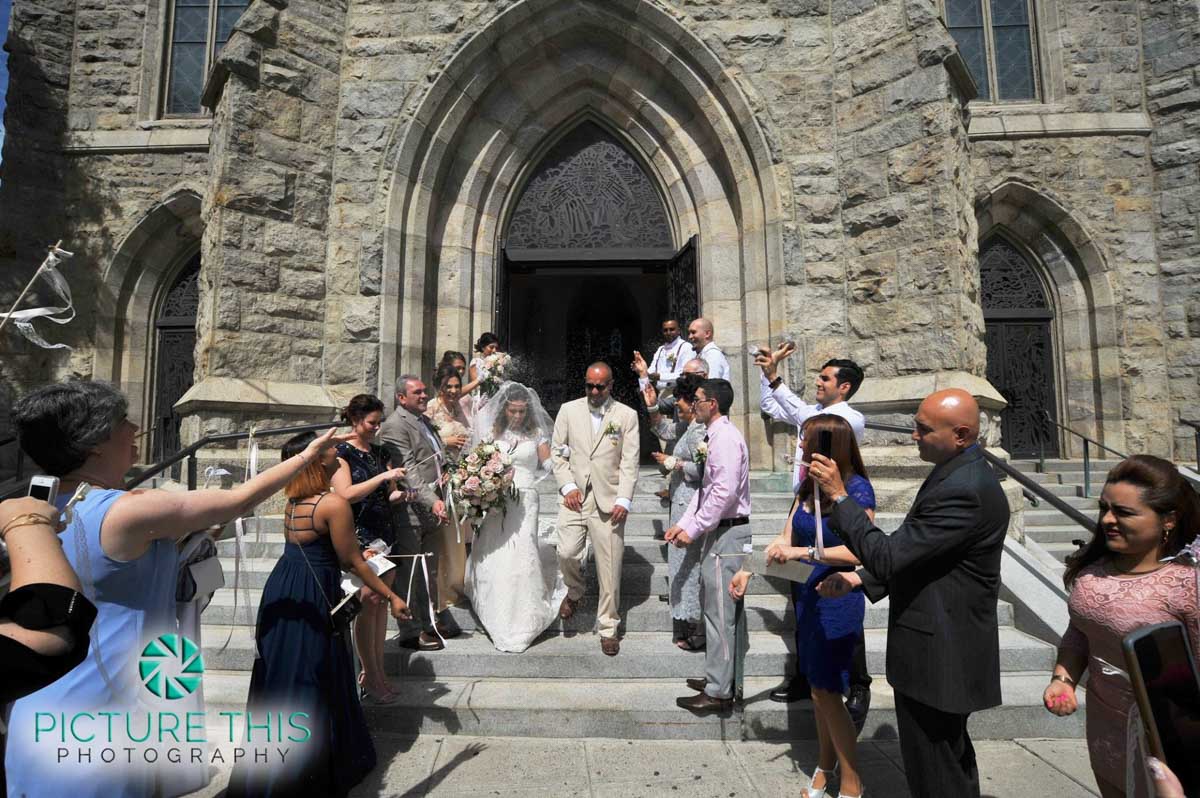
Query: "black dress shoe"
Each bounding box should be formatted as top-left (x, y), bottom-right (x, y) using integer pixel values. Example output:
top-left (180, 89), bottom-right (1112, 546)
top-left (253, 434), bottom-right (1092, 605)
top-left (846, 684), bottom-right (871, 733)
top-left (676, 692), bottom-right (733, 714)
top-left (685, 677), bottom-right (707, 692)
top-left (768, 678), bottom-right (811, 703)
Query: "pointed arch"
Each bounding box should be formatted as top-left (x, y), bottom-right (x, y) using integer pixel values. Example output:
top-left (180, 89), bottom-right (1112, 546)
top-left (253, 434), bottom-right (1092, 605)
top-left (93, 187), bottom-right (204, 441)
top-left (376, 0), bottom-right (786, 463)
top-left (976, 179), bottom-right (1124, 455)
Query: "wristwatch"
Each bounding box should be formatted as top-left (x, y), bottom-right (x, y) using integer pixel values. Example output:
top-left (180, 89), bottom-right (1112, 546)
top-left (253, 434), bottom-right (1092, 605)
top-left (768, 376), bottom-right (784, 390)
top-left (807, 545), bottom-right (817, 561)
top-left (834, 494), bottom-right (850, 505)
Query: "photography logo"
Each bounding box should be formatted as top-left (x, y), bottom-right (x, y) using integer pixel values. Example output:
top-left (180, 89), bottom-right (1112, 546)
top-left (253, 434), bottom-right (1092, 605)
top-left (138, 634), bottom-right (204, 700)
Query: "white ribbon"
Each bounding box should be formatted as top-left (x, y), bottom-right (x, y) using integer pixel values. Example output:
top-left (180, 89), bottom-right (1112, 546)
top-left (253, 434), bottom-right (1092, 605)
top-left (202, 466), bottom-right (231, 489)
top-left (394, 552), bottom-right (446, 647)
top-left (217, 516), bottom-right (255, 657)
top-left (813, 481), bottom-right (826, 560)
top-left (0, 244), bottom-right (76, 349)
top-left (712, 549), bottom-right (750, 662)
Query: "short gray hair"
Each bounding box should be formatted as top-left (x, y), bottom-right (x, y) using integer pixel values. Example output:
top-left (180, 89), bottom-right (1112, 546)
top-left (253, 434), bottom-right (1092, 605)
top-left (395, 374), bottom-right (422, 398)
top-left (12, 380), bottom-right (128, 476)
top-left (684, 358), bottom-right (709, 376)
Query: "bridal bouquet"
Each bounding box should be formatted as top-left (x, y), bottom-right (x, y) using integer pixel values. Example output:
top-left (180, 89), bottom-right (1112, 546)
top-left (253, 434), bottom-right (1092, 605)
top-left (478, 352), bottom-right (511, 398)
top-left (450, 439), bottom-right (518, 525)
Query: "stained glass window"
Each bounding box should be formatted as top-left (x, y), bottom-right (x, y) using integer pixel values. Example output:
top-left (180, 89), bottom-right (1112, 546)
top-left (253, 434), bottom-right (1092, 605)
top-left (164, 0), bottom-right (249, 115)
top-left (943, 0), bottom-right (1038, 102)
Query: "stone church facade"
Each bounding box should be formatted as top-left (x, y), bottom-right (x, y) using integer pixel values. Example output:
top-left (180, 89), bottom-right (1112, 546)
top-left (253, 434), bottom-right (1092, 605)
top-left (0, 0), bottom-right (1196, 469)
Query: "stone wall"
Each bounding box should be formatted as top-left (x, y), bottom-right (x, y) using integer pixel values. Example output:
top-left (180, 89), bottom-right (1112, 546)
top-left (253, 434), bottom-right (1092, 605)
top-left (1140, 0), bottom-right (1200, 462)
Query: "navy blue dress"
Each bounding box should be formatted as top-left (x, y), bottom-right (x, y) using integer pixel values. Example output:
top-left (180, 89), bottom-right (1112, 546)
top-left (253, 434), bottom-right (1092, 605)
top-left (336, 441), bottom-right (395, 549)
top-left (792, 474), bottom-right (875, 694)
top-left (227, 496), bottom-right (376, 797)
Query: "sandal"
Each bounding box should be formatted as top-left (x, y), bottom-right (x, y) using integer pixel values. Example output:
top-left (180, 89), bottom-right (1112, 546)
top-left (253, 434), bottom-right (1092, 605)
top-left (672, 618), bottom-right (689, 646)
top-left (802, 764), bottom-right (838, 798)
top-left (676, 621), bottom-right (706, 651)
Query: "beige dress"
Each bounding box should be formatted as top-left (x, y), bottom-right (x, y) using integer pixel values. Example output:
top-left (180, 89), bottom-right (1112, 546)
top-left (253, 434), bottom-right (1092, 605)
top-left (425, 396), bottom-right (471, 610)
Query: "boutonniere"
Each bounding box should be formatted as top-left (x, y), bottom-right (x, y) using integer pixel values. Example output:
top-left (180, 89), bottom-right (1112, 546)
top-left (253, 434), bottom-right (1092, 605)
top-left (695, 441), bottom-right (709, 465)
top-left (666, 353), bottom-right (678, 369)
top-left (602, 421), bottom-right (621, 444)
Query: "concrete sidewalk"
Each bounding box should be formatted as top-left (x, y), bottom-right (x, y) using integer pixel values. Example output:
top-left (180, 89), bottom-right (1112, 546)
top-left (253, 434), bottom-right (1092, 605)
top-left (193, 734), bottom-right (1100, 796)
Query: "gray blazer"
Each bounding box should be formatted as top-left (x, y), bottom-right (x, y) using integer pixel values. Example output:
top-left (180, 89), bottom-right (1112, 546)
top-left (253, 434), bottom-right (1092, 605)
top-left (379, 404), bottom-right (446, 530)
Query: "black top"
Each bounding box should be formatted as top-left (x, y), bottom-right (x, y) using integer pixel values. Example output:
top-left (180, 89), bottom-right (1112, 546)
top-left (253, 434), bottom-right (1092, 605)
top-left (335, 442), bottom-right (395, 545)
top-left (0, 583), bottom-right (98, 704)
top-left (830, 444), bottom-right (1009, 715)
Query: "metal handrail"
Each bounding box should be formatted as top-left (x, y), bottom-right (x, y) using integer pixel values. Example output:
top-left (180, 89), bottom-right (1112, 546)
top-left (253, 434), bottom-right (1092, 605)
top-left (126, 422), bottom-right (338, 491)
top-left (1183, 420), bottom-right (1200, 471)
top-left (1040, 410), bottom-right (1126, 497)
top-left (865, 420), bottom-right (1095, 531)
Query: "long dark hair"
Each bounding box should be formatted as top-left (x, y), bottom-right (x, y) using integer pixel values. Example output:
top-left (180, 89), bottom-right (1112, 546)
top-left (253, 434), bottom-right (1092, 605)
top-left (339, 394), bottom-right (384, 425)
top-left (474, 332), bottom-right (500, 353)
top-left (797, 414), bottom-right (869, 503)
top-left (1064, 454), bottom-right (1200, 586)
top-left (440, 350), bottom-right (468, 370)
top-left (433, 364), bottom-right (462, 392)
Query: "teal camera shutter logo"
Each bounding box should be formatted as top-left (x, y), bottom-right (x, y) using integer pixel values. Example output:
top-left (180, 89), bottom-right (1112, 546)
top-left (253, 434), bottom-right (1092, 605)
top-left (139, 634), bottom-right (204, 699)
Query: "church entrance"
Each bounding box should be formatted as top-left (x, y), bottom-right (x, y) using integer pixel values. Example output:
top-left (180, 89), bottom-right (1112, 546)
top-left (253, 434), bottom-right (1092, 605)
top-left (981, 237), bottom-right (1060, 458)
top-left (497, 122), bottom-right (698, 445)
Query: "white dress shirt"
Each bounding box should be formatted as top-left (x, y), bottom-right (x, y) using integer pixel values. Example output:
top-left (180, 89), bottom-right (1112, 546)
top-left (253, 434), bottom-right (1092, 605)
top-left (697, 342), bottom-right (731, 381)
top-left (560, 400), bottom-right (633, 512)
top-left (648, 338), bottom-right (696, 389)
top-left (760, 373), bottom-right (865, 491)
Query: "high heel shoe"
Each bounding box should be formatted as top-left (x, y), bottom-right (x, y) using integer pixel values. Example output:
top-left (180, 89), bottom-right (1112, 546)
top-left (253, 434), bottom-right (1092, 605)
top-left (802, 764), bottom-right (837, 798)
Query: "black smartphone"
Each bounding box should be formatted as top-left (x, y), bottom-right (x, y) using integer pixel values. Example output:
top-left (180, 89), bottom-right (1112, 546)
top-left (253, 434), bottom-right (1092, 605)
top-left (815, 429), bottom-right (833, 459)
top-left (1122, 621), bottom-right (1200, 793)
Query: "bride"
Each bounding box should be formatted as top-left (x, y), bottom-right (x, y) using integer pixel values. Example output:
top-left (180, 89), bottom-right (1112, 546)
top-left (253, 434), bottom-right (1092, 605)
top-left (463, 382), bottom-right (568, 652)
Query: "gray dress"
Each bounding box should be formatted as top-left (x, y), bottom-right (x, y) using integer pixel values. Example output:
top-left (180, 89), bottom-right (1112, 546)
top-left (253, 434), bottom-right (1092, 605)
top-left (655, 415), bottom-right (706, 621)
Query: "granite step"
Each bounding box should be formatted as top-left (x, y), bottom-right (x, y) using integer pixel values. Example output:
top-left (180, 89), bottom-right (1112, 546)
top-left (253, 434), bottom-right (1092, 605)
top-left (200, 590), bottom-right (1015, 632)
top-left (200, 627), bottom-right (1056, 676)
top-left (198, 669), bottom-right (1085, 741)
top-left (1023, 524), bottom-right (1092, 544)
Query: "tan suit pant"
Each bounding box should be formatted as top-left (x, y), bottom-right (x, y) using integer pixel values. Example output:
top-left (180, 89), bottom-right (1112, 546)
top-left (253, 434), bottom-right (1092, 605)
top-left (557, 491), bottom-right (625, 638)
top-left (433, 520), bottom-right (468, 611)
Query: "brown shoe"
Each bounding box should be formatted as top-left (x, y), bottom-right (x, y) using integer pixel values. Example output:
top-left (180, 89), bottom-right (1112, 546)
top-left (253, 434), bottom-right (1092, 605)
top-left (655, 489), bottom-right (670, 499)
top-left (676, 692), bottom-right (732, 714)
top-left (601, 636), bottom-right (620, 656)
top-left (558, 596), bottom-right (578, 620)
top-left (685, 677), bottom-right (707, 692)
top-left (416, 631), bottom-right (444, 651)
top-left (434, 622), bottom-right (462, 639)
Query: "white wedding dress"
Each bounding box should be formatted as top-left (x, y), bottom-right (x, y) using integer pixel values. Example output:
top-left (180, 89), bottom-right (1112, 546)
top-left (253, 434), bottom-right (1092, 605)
top-left (464, 436), bottom-right (568, 652)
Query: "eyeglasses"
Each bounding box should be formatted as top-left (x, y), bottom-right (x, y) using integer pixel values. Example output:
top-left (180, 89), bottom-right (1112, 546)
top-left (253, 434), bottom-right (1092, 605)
top-left (586, 383), bottom-right (611, 391)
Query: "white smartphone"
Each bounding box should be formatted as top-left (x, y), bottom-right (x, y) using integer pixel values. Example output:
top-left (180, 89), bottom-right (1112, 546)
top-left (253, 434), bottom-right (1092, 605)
top-left (27, 475), bottom-right (60, 504)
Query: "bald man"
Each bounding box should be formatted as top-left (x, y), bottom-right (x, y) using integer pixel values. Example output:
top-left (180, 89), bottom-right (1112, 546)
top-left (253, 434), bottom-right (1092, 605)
top-left (808, 389), bottom-right (1009, 798)
top-left (686, 318), bottom-right (730, 381)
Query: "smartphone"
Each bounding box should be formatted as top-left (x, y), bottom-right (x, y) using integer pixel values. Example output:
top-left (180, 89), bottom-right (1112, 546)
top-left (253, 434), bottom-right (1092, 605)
top-left (815, 429), bottom-right (833, 459)
top-left (1123, 621), bottom-right (1200, 794)
top-left (28, 475), bottom-right (60, 503)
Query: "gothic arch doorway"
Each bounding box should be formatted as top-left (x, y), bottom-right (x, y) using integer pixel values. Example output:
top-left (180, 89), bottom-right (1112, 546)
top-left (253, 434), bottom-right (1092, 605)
top-left (500, 121), bottom-right (697, 423)
top-left (980, 236), bottom-right (1059, 458)
top-left (151, 254), bottom-right (199, 461)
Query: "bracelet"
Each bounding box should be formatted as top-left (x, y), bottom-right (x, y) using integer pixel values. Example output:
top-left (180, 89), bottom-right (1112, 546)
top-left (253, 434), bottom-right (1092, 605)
top-left (1050, 674), bottom-right (1076, 687)
top-left (0, 513), bottom-right (57, 541)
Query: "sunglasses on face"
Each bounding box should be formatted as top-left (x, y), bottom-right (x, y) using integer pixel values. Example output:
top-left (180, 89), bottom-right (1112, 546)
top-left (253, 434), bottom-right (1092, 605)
top-left (586, 383), bottom-right (611, 391)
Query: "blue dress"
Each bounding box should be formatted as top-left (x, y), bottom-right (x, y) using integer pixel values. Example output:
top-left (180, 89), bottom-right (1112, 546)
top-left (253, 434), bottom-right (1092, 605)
top-left (792, 474), bottom-right (875, 694)
top-left (5, 488), bottom-right (180, 798)
top-left (226, 497), bottom-right (376, 798)
top-left (335, 441), bottom-right (395, 549)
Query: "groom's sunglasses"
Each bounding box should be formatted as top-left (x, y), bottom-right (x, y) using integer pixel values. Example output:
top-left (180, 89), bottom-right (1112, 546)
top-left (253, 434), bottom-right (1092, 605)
top-left (585, 382), bottom-right (611, 391)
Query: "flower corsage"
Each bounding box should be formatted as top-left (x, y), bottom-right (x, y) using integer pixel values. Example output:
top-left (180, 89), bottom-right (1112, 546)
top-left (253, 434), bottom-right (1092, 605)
top-left (602, 420), bottom-right (621, 445)
top-left (694, 441), bottom-right (709, 466)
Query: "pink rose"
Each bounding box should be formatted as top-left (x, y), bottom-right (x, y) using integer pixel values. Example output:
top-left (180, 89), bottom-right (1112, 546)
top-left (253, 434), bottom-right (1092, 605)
top-left (464, 476), bottom-right (481, 493)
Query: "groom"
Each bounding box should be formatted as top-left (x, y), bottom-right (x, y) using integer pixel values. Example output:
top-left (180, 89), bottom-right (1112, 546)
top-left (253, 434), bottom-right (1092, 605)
top-left (552, 362), bottom-right (641, 656)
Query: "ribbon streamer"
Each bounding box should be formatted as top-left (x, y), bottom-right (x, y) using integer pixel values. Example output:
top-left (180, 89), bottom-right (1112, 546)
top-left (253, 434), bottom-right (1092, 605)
top-left (393, 552), bottom-right (446, 647)
top-left (813, 480), bottom-right (826, 560)
top-left (712, 550), bottom-right (751, 662)
top-left (0, 243), bottom-right (76, 349)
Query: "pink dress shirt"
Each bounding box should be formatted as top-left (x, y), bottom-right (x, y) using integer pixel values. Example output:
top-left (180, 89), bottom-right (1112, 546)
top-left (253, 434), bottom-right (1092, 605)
top-left (678, 415), bottom-right (751, 538)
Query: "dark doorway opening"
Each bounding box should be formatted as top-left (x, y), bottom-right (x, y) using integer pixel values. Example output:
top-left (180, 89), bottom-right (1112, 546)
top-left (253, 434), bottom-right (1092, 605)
top-left (152, 254), bottom-right (199, 463)
top-left (980, 236), bottom-right (1059, 458)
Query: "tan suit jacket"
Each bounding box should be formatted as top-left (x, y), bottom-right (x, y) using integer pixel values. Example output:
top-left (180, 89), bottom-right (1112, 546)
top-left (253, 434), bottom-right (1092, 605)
top-left (552, 397), bottom-right (640, 514)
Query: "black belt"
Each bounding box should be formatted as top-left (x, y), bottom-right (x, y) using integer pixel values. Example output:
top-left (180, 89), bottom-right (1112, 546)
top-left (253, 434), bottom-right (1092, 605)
top-left (716, 516), bottom-right (749, 528)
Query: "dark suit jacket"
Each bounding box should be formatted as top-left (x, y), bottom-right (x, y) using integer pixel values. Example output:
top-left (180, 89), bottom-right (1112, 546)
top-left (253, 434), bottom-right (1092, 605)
top-left (830, 444), bottom-right (1009, 715)
top-left (379, 404), bottom-right (445, 530)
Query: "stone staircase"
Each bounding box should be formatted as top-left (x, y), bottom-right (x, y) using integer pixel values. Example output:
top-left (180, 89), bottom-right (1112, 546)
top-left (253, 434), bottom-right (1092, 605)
top-left (1010, 459), bottom-right (1115, 569)
top-left (196, 461), bottom-right (1085, 742)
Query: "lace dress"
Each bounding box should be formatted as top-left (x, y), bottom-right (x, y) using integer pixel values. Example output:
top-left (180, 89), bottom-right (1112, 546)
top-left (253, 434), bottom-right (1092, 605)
top-left (426, 396), bottom-right (471, 460)
top-left (464, 436), bottom-right (568, 652)
top-left (1060, 562), bottom-right (1200, 796)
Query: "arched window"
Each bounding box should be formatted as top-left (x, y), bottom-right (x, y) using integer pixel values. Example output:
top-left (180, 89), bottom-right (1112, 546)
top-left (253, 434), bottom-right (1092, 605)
top-left (162, 0), bottom-right (249, 115)
top-left (981, 237), bottom-right (1058, 457)
top-left (152, 256), bottom-right (200, 460)
top-left (944, 0), bottom-right (1039, 101)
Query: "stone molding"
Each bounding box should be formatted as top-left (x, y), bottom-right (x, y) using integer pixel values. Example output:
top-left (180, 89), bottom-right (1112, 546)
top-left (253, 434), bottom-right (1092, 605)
top-left (62, 128), bottom-right (211, 154)
top-left (852, 370), bottom-right (1008, 413)
top-left (174, 377), bottom-right (340, 416)
top-left (968, 111), bottom-right (1153, 141)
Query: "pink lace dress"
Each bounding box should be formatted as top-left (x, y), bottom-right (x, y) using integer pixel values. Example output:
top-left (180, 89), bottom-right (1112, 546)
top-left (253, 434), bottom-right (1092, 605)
top-left (1060, 562), bottom-right (1200, 796)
